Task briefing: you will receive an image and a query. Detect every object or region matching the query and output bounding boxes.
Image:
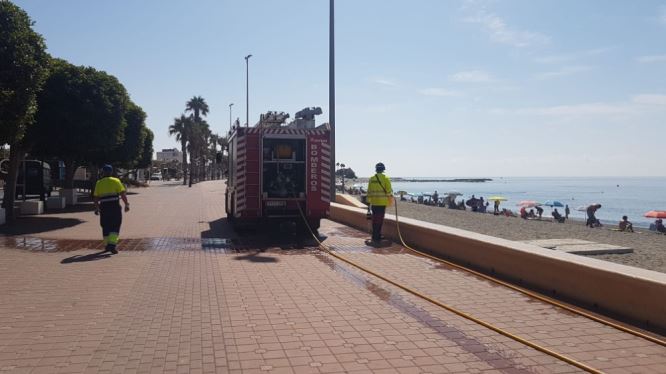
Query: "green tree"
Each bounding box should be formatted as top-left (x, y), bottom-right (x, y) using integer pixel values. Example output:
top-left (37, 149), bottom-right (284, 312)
top-left (217, 135), bottom-right (229, 177)
top-left (335, 167), bottom-right (357, 180)
top-left (186, 120), bottom-right (209, 187)
top-left (28, 59), bottom-right (129, 188)
top-left (184, 96), bottom-right (210, 184)
top-left (109, 101), bottom-right (147, 170)
top-left (208, 133), bottom-right (219, 180)
top-left (185, 96), bottom-right (209, 121)
top-left (136, 127), bottom-right (154, 170)
top-left (0, 2), bottom-right (50, 223)
top-left (168, 114), bottom-right (191, 185)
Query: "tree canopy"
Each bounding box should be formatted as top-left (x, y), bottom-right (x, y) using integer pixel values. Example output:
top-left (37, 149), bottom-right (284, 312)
top-left (186, 96), bottom-right (209, 121)
top-left (28, 59), bottom-right (129, 168)
top-left (110, 101), bottom-right (147, 168)
top-left (136, 127), bottom-right (154, 169)
top-left (335, 167), bottom-right (357, 179)
top-left (0, 2), bottom-right (50, 145)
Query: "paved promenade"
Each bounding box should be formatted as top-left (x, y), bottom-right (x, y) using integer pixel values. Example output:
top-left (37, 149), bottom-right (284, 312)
top-left (0, 181), bottom-right (665, 373)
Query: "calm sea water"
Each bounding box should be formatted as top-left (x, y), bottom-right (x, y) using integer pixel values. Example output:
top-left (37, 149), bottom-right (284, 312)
top-left (389, 177), bottom-right (666, 228)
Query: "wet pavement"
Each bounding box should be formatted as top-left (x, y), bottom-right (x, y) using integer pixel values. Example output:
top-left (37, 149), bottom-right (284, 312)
top-left (0, 181), bottom-right (665, 373)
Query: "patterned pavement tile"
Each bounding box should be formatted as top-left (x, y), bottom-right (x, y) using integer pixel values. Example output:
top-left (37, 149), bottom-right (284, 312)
top-left (0, 181), bottom-right (664, 373)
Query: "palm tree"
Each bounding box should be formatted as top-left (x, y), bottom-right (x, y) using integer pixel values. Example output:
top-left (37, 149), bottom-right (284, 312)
top-left (217, 135), bottom-right (229, 178)
top-left (185, 120), bottom-right (212, 186)
top-left (186, 96), bottom-right (209, 121)
top-left (208, 133), bottom-right (219, 179)
top-left (169, 115), bottom-right (192, 185)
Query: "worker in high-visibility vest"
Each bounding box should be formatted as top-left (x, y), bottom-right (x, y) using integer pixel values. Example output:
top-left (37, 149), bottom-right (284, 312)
top-left (93, 165), bottom-right (130, 254)
top-left (366, 162), bottom-right (393, 243)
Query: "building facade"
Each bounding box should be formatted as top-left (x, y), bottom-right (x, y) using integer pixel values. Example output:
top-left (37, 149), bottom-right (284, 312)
top-left (156, 148), bottom-right (183, 163)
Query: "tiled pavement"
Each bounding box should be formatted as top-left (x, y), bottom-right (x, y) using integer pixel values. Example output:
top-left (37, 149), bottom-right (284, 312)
top-left (0, 181), bottom-right (665, 373)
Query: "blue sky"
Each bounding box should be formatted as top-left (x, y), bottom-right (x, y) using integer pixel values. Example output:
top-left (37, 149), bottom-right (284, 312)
top-left (15, 0), bottom-right (666, 177)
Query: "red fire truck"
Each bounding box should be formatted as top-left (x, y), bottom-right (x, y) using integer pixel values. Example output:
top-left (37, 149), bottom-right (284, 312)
top-left (225, 108), bottom-right (331, 231)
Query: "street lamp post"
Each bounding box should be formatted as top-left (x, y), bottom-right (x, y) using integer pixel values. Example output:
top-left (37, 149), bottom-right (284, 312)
top-left (228, 103), bottom-right (234, 132)
top-left (329, 0), bottom-right (336, 202)
top-left (245, 54), bottom-right (252, 127)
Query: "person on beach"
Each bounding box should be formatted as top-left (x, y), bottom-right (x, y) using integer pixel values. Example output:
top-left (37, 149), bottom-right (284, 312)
top-left (586, 204), bottom-right (602, 228)
top-left (467, 195), bottom-right (478, 212)
top-left (552, 208), bottom-right (565, 223)
top-left (520, 206), bottom-right (528, 219)
top-left (367, 162), bottom-right (393, 244)
top-left (655, 219), bottom-right (666, 233)
top-left (535, 205), bottom-right (544, 219)
top-left (93, 165), bottom-right (130, 254)
top-left (565, 205), bottom-right (570, 220)
top-left (432, 191), bottom-right (439, 207)
top-left (619, 216), bottom-right (634, 232)
top-left (493, 200), bottom-right (500, 214)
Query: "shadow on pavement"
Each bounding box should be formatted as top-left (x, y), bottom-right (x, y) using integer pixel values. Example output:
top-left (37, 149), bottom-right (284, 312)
top-left (201, 217), bottom-right (237, 239)
top-left (200, 217), bottom-right (316, 254)
top-left (61, 250), bottom-right (112, 264)
top-left (0, 217), bottom-right (84, 236)
top-left (42, 202), bottom-right (95, 215)
top-left (233, 251), bottom-right (278, 263)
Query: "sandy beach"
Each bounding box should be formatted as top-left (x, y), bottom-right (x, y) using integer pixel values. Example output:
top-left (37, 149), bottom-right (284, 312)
top-left (386, 200), bottom-right (666, 274)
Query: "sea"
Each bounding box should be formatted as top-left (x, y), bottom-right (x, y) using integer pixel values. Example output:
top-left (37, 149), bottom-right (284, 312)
top-left (388, 177), bottom-right (666, 228)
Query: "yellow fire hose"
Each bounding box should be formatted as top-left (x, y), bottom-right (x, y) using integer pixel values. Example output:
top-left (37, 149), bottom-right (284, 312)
top-left (389, 199), bottom-right (666, 348)
top-left (297, 202), bottom-right (604, 373)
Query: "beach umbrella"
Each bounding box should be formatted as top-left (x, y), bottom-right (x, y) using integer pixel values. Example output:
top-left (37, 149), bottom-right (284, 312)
top-left (644, 210), bottom-right (666, 218)
top-left (487, 196), bottom-right (507, 201)
top-left (543, 200), bottom-right (564, 207)
top-left (445, 191), bottom-right (462, 197)
top-left (395, 190), bottom-right (408, 195)
top-left (517, 200), bottom-right (540, 207)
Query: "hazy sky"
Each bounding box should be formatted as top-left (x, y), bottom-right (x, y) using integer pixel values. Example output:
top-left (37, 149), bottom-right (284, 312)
top-left (15, 0), bottom-right (666, 177)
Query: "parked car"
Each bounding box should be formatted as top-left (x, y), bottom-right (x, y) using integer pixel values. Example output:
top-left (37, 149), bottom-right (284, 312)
top-left (150, 172), bottom-right (162, 181)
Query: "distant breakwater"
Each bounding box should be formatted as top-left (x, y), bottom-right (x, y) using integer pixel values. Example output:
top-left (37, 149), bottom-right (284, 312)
top-left (392, 178), bottom-right (492, 183)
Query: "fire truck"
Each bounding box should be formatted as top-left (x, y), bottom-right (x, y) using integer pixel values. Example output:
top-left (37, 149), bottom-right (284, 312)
top-left (225, 107), bottom-right (331, 231)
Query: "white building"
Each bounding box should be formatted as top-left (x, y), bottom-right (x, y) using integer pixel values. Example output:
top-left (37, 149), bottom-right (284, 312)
top-left (156, 148), bottom-right (183, 163)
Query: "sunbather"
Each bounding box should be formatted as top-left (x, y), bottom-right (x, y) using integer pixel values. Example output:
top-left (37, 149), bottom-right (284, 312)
top-left (619, 216), bottom-right (634, 232)
top-left (656, 219), bottom-right (666, 233)
top-left (552, 209), bottom-right (565, 223)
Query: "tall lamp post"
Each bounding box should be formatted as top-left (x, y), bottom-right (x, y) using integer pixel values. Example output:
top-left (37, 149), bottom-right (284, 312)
top-left (329, 0), bottom-right (336, 201)
top-left (245, 54), bottom-right (252, 127)
top-left (228, 103), bottom-right (234, 132)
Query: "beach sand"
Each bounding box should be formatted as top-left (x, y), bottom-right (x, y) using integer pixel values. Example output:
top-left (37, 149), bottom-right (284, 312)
top-left (388, 200), bottom-right (666, 274)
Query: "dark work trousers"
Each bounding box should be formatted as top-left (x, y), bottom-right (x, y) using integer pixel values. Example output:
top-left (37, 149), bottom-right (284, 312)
top-left (100, 201), bottom-right (122, 247)
top-left (371, 205), bottom-right (386, 241)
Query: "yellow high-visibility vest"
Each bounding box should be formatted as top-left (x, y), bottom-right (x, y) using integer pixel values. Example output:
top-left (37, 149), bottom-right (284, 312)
top-left (94, 177), bottom-right (125, 202)
top-left (367, 173), bottom-right (392, 206)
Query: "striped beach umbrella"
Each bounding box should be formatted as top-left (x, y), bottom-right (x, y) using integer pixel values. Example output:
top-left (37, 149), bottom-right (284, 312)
top-left (644, 210), bottom-right (666, 219)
